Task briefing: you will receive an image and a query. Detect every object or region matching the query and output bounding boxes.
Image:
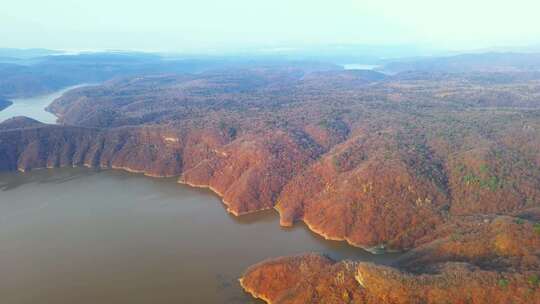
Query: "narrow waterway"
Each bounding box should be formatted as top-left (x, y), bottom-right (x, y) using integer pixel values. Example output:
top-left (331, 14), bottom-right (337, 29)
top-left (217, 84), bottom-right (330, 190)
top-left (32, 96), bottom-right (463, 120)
top-left (0, 85), bottom-right (86, 124)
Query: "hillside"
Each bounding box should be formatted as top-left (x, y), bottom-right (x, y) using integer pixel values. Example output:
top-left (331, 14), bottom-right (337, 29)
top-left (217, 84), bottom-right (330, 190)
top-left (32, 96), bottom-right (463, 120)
top-left (382, 52), bottom-right (540, 73)
top-left (0, 62), bottom-right (539, 303)
top-left (0, 52), bottom-right (338, 98)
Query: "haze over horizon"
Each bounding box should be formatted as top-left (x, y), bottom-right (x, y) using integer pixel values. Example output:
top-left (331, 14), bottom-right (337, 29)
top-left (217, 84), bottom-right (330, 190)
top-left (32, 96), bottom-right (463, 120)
top-left (1, 0), bottom-right (539, 54)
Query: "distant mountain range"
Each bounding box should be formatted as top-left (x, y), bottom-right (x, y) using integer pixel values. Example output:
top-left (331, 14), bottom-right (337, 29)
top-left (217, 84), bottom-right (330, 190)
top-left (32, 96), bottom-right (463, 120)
top-left (381, 52), bottom-right (540, 73)
top-left (1, 47), bottom-right (540, 99)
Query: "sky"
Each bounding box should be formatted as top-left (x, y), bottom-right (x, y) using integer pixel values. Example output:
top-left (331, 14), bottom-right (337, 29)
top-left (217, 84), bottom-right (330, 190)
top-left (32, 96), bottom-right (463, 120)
top-left (1, 0), bottom-right (539, 53)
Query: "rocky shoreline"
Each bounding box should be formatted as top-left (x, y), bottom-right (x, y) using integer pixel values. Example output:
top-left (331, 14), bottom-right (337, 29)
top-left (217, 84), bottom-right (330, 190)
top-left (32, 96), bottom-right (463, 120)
top-left (1, 120), bottom-right (538, 303)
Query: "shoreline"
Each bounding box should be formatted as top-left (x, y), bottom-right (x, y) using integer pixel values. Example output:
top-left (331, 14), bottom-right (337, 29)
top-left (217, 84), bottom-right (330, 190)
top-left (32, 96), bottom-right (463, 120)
top-left (14, 163), bottom-right (385, 254)
top-left (239, 277), bottom-right (273, 304)
top-left (0, 84), bottom-right (95, 124)
top-left (177, 179), bottom-right (275, 216)
top-left (8, 159), bottom-right (404, 304)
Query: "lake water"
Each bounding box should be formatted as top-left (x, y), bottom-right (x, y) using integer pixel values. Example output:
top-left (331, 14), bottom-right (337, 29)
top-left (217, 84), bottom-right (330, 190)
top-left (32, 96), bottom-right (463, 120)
top-left (0, 168), bottom-right (400, 303)
top-left (0, 85), bottom-right (86, 124)
top-left (342, 64), bottom-right (380, 70)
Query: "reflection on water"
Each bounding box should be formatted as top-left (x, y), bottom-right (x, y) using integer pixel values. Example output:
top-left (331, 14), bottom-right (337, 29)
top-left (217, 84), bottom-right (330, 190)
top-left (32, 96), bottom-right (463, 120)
top-left (0, 168), bottom-right (400, 304)
top-left (0, 85), bottom-right (89, 124)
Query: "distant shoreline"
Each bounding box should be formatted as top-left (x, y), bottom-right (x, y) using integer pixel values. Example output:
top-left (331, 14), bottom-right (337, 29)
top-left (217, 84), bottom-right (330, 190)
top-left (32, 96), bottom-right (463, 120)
top-left (0, 99), bottom-right (13, 112)
top-left (0, 84), bottom-right (91, 124)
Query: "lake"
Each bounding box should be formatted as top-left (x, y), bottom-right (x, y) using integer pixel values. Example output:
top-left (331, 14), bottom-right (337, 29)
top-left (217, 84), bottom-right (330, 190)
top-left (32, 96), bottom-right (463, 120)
top-left (342, 64), bottom-right (380, 70)
top-left (0, 85), bottom-right (87, 124)
top-left (0, 168), bottom-right (399, 304)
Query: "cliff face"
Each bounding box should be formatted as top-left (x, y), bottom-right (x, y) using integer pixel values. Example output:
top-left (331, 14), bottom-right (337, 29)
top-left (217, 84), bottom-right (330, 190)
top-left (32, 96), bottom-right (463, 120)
top-left (0, 66), bottom-right (539, 303)
top-left (0, 124), bottom-right (185, 176)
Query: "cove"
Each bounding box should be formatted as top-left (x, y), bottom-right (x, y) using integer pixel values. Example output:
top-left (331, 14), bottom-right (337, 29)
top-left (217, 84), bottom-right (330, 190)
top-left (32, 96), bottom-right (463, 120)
top-left (0, 168), bottom-right (400, 304)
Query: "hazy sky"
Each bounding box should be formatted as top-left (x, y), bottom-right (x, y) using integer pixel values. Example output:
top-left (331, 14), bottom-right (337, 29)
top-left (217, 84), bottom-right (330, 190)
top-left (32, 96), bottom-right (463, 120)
top-left (1, 0), bottom-right (539, 52)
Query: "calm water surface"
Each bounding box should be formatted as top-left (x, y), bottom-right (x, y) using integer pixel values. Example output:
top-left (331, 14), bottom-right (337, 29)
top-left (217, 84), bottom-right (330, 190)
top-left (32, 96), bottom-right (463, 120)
top-left (0, 85), bottom-right (87, 124)
top-left (342, 63), bottom-right (380, 70)
top-left (0, 168), bottom-right (400, 304)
